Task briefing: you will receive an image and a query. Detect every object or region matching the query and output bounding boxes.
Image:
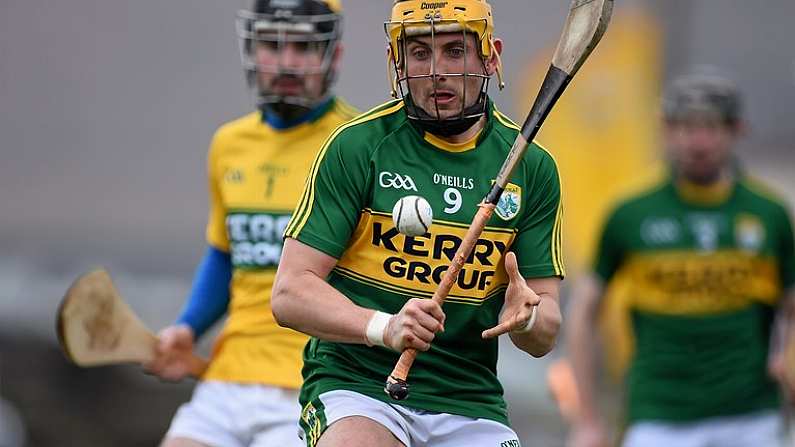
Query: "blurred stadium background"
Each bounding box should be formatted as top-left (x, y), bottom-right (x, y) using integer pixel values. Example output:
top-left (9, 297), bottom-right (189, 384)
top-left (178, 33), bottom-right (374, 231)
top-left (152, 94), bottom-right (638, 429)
top-left (1, 1), bottom-right (794, 445)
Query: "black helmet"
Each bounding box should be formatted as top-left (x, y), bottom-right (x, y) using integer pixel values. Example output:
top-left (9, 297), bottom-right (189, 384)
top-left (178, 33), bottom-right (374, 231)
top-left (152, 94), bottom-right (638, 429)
top-left (663, 68), bottom-right (742, 126)
top-left (237, 0), bottom-right (343, 109)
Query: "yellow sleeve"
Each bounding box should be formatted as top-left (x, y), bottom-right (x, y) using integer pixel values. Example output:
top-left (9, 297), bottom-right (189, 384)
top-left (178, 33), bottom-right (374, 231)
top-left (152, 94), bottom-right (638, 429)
top-left (205, 133), bottom-right (229, 251)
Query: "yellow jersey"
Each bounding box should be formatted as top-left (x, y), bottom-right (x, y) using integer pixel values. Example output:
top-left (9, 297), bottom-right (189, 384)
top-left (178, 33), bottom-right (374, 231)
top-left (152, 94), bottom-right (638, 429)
top-left (203, 98), bottom-right (358, 387)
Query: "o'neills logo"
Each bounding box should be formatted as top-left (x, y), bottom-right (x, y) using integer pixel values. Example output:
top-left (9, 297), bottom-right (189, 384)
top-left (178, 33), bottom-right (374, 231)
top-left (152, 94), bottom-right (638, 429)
top-left (421, 2), bottom-right (448, 10)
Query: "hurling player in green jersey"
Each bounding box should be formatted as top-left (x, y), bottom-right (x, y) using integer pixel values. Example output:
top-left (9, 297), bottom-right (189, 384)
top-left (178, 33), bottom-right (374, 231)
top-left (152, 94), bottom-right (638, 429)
top-left (273, 1), bottom-right (565, 446)
top-left (567, 69), bottom-right (795, 447)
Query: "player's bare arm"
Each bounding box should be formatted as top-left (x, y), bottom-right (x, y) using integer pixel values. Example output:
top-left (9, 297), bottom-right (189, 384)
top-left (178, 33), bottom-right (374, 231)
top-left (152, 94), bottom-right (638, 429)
top-left (272, 237), bottom-right (445, 352)
top-left (768, 288), bottom-right (795, 398)
top-left (481, 252), bottom-right (561, 357)
top-left (566, 274), bottom-right (610, 447)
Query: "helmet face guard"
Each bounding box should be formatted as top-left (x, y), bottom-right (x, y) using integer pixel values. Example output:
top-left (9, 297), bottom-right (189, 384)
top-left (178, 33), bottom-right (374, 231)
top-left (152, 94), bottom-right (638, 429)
top-left (237, 3), bottom-right (342, 110)
top-left (385, 1), bottom-right (503, 126)
top-left (387, 19), bottom-right (491, 123)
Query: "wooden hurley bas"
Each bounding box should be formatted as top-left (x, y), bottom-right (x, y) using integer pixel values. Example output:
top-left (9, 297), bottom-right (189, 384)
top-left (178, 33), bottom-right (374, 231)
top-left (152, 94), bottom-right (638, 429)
top-left (57, 268), bottom-right (206, 376)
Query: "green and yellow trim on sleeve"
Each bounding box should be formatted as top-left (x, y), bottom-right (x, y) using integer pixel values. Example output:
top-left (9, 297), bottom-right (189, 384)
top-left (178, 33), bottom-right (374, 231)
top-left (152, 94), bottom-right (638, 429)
top-left (742, 175), bottom-right (791, 206)
top-left (493, 108), bottom-right (565, 277)
top-left (285, 99), bottom-right (405, 239)
top-left (551, 196), bottom-right (565, 276)
top-left (535, 139), bottom-right (565, 277)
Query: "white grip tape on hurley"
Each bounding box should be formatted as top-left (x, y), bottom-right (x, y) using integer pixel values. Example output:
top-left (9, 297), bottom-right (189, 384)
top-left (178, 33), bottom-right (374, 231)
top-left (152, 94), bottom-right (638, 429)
top-left (512, 304), bottom-right (538, 334)
top-left (365, 311), bottom-right (392, 347)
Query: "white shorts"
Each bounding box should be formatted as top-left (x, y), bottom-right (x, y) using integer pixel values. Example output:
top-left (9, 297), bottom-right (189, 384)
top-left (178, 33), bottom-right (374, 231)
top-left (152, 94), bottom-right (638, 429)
top-left (166, 381), bottom-right (303, 447)
top-left (300, 389), bottom-right (521, 447)
top-left (622, 410), bottom-right (783, 447)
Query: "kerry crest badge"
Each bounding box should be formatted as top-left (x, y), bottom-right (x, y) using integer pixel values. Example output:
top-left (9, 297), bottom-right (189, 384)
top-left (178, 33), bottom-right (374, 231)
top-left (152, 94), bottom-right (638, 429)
top-left (494, 182), bottom-right (522, 221)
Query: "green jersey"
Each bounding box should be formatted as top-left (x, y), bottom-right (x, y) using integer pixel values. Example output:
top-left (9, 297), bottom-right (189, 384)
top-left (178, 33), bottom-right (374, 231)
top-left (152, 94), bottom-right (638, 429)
top-left (285, 99), bottom-right (564, 428)
top-left (594, 176), bottom-right (795, 422)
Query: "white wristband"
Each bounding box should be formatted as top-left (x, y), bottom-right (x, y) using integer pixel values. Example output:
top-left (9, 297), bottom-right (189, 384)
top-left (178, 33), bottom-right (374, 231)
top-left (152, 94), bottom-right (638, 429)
top-left (512, 305), bottom-right (538, 334)
top-left (365, 311), bottom-right (392, 347)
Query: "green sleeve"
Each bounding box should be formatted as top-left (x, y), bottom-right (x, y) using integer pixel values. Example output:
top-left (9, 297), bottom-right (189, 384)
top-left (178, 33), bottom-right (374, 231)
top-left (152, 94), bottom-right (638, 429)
top-left (592, 207), bottom-right (625, 282)
top-left (513, 147), bottom-right (565, 279)
top-left (284, 130), bottom-right (371, 259)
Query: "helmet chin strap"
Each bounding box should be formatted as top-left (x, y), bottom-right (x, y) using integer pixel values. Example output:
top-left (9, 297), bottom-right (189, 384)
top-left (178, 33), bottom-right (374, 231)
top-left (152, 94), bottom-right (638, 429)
top-left (405, 95), bottom-right (486, 137)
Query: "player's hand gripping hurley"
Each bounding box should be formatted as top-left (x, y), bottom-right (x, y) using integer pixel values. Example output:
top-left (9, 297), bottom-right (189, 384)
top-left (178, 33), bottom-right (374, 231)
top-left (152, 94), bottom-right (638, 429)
top-left (57, 268), bottom-right (207, 377)
top-left (384, 0), bottom-right (614, 400)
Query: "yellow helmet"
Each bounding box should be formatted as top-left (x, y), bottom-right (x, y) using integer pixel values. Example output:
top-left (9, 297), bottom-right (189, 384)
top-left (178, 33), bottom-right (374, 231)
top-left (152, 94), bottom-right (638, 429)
top-left (384, 0), bottom-right (503, 95)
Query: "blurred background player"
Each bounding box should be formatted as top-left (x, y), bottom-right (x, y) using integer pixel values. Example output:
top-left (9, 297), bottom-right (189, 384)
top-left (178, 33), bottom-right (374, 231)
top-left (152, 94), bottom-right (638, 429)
top-left (144, 1), bottom-right (357, 446)
top-left (566, 69), bottom-right (795, 447)
top-left (272, 1), bottom-right (564, 446)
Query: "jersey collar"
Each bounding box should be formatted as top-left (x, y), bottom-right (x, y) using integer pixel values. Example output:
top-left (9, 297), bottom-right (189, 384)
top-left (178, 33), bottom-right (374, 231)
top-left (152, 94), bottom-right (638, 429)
top-left (423, 129), bottom-right (483, 152)
top-left (671, 174), bottom-right (736, 206)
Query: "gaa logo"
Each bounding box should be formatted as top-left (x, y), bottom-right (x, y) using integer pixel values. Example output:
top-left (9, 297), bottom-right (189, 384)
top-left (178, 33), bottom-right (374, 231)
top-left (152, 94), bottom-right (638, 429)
top-left (379, 171), bottom-right (418, 191)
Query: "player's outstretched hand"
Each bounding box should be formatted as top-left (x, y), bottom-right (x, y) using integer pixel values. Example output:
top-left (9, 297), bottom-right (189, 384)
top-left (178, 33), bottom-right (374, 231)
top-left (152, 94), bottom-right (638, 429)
top-left (482, 252), bottom-right (540, 339)
top-left (143, 324), bottom-right (199, 381)
top-left (384, 298), bottom-right (445, 352)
